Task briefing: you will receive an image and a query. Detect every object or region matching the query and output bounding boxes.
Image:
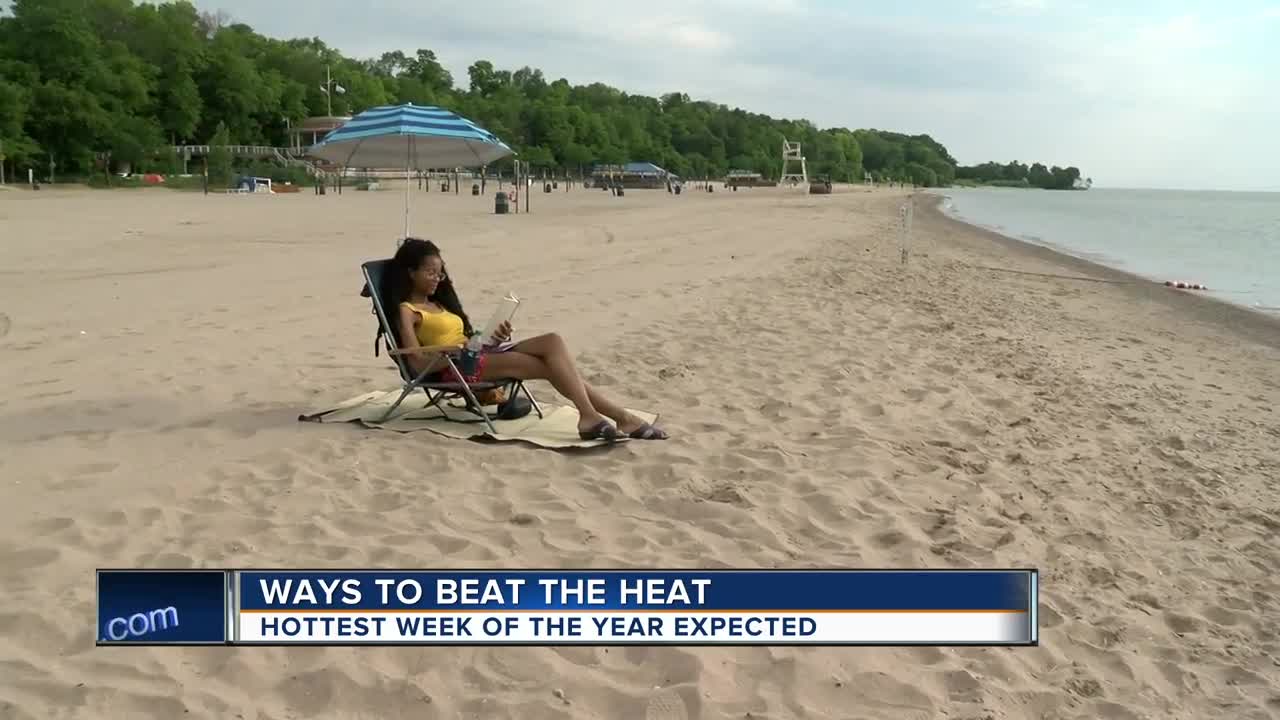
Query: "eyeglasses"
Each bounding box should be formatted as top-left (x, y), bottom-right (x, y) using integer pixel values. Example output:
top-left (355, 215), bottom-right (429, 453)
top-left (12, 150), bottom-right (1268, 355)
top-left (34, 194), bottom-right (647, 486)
top-left (421, 269), bottom-right (447, 280)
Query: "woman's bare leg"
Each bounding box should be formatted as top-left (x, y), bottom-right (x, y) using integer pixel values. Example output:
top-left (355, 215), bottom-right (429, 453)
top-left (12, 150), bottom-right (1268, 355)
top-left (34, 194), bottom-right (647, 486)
top-left (507, 333), bottom-right (654, 434)
top-left (581, 383), bottom-right (634, 428)
top-left (480, 348), bottom-right (608, 431)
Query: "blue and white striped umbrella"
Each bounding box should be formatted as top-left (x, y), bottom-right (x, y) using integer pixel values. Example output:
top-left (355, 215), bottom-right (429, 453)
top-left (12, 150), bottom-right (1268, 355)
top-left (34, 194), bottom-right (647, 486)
top-left (308, 104), bottom-right (515, 235)
top-left (309, 103), bottom-right (514, 169)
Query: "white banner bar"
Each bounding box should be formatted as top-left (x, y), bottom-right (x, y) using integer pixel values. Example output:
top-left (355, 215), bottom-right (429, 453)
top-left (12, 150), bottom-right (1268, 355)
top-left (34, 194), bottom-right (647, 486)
top-left (236, 611), bottom-right (1031, 645)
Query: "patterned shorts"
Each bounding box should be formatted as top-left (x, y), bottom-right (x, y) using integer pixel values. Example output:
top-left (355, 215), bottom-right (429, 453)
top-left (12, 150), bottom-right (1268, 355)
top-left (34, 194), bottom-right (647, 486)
top-left (433, 340), bottom-right (516, 384)
top-left (436, 352), bottom-right (488, 384)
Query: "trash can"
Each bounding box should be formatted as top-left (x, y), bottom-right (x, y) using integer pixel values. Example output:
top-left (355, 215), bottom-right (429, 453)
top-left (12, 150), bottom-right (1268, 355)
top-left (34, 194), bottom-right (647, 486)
top-left (494, 192), bottom-right (509, 214)
top-left (616, 187), bottom-right (625, 197)
top-left (674, 185), bottom-right (682, 195)
top-left (472, 183), bottom-right (480, 196)
top-left (544, 183), bottom-right (552, 193)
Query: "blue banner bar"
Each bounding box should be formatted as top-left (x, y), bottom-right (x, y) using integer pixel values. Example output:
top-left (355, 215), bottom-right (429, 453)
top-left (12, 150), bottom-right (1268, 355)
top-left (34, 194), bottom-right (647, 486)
top-left (236, 570), bottom-right (1034, 612)
top-left (96, 570), bottom-right (228, 645)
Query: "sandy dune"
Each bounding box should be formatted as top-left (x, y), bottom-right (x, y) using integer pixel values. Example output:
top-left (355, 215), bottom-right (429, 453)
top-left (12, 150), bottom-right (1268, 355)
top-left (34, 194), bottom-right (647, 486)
top-left (1, 183), bottom-right (1277, 719)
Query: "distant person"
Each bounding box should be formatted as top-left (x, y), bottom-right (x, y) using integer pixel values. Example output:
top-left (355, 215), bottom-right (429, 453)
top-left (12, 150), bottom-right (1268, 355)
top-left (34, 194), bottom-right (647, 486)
top-left (381, 239), bottom-right (668, 441)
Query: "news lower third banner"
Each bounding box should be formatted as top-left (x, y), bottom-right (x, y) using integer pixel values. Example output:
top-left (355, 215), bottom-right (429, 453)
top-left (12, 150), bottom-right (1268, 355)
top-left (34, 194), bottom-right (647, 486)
top-left (97, 569), bottom-right (1038, 646)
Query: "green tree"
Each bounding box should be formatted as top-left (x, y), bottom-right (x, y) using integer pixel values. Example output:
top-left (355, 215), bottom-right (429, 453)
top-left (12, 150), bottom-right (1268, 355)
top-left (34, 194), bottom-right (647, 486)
top-left (1028, 162), bottom-right (1052, 188)
top-left (407, 49), bottom-right (454, 93)
top-left (0, 81), bottom-right (40, 173)
top-left (467, 60), bottom-right (502, 97)
top-left (206, 121), bottom-right (232, 185)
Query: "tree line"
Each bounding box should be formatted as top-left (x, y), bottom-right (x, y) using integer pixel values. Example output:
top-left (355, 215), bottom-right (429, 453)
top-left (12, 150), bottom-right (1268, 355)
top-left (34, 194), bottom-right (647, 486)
top-left (0, 0), bottom-right (1084, 189)
top-left (955, 161), bottom-right (1090, 190)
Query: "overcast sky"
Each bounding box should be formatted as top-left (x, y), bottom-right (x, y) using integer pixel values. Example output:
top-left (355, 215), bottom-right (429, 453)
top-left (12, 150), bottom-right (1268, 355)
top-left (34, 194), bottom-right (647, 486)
top-left (193, 0), bottom-right (1279, 191)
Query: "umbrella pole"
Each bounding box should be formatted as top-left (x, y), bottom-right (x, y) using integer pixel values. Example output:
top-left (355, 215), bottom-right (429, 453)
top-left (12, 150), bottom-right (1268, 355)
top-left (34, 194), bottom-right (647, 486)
top-left (404, 137), bottom-right (411, 238)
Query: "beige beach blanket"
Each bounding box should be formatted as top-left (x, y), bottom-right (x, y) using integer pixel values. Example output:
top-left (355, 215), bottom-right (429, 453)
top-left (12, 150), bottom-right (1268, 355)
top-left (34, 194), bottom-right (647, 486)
top-left (299, 389), bottom-right (657, 449)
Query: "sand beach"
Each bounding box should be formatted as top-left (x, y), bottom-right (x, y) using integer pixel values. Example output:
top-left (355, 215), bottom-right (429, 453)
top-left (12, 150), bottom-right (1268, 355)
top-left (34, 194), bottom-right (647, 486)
top-left (1, 183), bottom-right (1278, 719)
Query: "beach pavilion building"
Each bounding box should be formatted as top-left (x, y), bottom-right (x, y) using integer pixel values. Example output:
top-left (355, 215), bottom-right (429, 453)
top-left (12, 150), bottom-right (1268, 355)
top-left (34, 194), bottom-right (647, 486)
top-left (590, 162), bottom-right (676, 189)
top-left (288, 116), bottom-right (352, 155)
top-left (726, 169), bottom-right (771, 188)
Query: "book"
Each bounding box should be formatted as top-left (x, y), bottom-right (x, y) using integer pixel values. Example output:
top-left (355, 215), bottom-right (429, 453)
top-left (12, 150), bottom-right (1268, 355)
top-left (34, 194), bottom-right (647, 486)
top-left (481, 293), bottom-right (521, 344)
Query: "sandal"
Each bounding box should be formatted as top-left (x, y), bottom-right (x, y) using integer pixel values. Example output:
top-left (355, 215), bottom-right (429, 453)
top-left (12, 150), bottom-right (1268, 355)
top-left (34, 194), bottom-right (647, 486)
top-left (578, 420), bottom-right (625, 443)
top-left (627, 423), bottom-right (668, 440)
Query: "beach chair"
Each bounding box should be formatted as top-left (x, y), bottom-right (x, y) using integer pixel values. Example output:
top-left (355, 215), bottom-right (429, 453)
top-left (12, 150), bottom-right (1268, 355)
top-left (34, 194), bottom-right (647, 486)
top-left (360, 260), bottom-right (542, 433)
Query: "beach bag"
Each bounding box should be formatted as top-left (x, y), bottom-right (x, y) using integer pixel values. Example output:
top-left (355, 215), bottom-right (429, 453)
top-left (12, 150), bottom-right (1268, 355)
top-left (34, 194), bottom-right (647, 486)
top-left (496, 395), bottom-right (533, 421)
top-left (474, 388), bottom-right (505, 405)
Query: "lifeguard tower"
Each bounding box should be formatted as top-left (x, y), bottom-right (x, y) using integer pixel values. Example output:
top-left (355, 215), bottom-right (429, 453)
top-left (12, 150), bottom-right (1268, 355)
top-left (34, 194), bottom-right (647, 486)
top-left (781, 140), bottom-right (808, 188)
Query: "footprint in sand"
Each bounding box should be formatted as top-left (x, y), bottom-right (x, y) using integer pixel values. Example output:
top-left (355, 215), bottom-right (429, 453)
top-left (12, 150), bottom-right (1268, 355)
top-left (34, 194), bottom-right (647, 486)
top-left (902, 387), bottom-right (931, 402)
top-left (1163, 612), bottom-right (1202, 635)
top-left (0, 546), bottom-right (61, 573)
top-left (28, 516), bottom-right (75, 535)
top-left (646, 687), bottom-right (693, 720)
top-left (943, 669), bottom-right (984, 703)
top-left (872, 529), bottom-right (911, 549)
top-left (860, 402), bottom-right (886, 418)
top-left (1200, 605), bottom-right (1245, 628)
top-left (366, 492), bottom-right (403, 512)
top-left (73, 461), bottom-right (119, 476)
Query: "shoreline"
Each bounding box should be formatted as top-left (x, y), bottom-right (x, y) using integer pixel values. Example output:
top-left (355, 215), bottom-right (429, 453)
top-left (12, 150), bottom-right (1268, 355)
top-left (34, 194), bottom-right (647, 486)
top-left (920, 191), bottom-right (1280, 351)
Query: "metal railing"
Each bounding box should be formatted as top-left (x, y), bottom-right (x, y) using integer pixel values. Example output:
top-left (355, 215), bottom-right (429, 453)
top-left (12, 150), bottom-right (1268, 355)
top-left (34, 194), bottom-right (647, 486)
top-left (172, 144), bottom-right (285, 158)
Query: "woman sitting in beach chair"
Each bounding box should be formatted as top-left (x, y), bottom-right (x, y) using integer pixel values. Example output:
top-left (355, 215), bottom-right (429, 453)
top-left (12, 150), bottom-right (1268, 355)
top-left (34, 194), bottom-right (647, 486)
top-left (382, 238), bottom-right (667, 442)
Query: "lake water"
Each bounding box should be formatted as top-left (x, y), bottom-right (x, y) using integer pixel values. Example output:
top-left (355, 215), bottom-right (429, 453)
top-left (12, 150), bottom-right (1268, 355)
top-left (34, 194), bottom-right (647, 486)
top-left (936, 188), bottom-right (1280, 315)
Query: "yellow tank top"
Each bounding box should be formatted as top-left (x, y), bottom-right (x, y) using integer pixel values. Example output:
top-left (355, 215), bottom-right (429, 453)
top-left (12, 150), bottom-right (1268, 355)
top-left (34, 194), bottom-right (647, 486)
top-left (402, 302), bottom-right (467, 347)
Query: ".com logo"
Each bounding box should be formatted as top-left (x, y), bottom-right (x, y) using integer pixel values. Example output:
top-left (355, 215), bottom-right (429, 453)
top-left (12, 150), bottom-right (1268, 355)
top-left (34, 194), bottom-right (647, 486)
top-left (102, 607), bottom-right (180, 640)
